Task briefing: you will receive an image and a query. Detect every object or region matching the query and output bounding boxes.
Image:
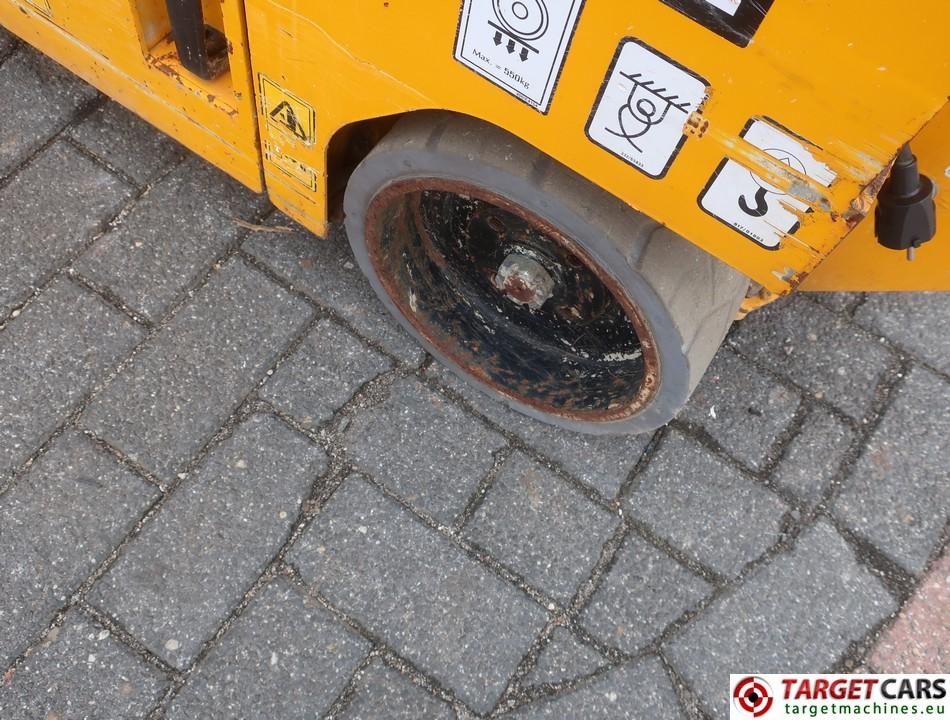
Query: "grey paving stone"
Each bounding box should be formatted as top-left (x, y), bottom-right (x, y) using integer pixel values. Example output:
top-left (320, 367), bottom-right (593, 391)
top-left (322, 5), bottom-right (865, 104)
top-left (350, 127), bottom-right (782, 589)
top-left (244, 220), bottom-right (425, 364)
top-left (854, 292), bottom-right (950, 374)
top-left (0, 49), bottom-right (98, 176)
top-left (76, 155), bottom-right (269, 322)
top-left (834, 365), bottom-right (950, 574)
top-left (0, 610), bottom-right (167, 719)
top-left (729, 295), bottom-right (895, 419)
top-left (465, 451), bottom-right (619, 601)
top-left (0, 140), bottom-right (133, 316)
top-left (90, 414), bottom-right (326, 669)
top-left (510, 656), bottom-right (683, 720)
top-left (67, 101), bottom-right (184, 186)
top-left (344, 377), bottom-right (505, 525)
top-left (772, 406), bottom-right (854, 504)
top-left (341, 659), bottom-right (454, 720)
top-left (0, 431), bottom-right (157, 667)
top-left (580, 535), bottom-right (710, 655)
top-left (666, 520), bottom-right (896, 720)
top-left (0, 278), bottom-right (144, 476)
top-left (289, 476), bottom-right (548, 713)
top-left (261, 318), bottom-right (392, 427)
top-left (0, 26), bottom-right (15, 55)
top-left (807, 292), bottom-right (864, 314)
top-left (429, 364), bottom-right (651, 499)
top-left (625, 431), bottom-right (788, 577)
top-left (81, 259), bottom-right (312, 480)
top-left (167, 578), bottom-right (368, 720)
top-left (680, 348), bottom-right (801, 470)
top-left (525, 628), bottom-right (606, 687)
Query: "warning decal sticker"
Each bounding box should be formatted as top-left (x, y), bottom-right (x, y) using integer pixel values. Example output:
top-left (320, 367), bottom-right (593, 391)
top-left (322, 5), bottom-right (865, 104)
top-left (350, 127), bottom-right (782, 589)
top-left (586, 39), bottom-right (709, 180)
top-left (24, 0), bottom-right (52, 16)
top-left (699, 119), bottom-right (837, 250)
top-left (660, 0), bottom-right (775, 48)
top-left (454, 0), bottom-right (585, 113)
top-left (259, 75), bottom-right (316, 145)
top-left (263, 140), bottom-right (317, 192)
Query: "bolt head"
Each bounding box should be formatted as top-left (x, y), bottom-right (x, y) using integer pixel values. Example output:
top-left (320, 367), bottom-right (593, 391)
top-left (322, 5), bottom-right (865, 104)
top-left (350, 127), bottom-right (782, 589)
top-left (494, 253), bottom-right (555, 310)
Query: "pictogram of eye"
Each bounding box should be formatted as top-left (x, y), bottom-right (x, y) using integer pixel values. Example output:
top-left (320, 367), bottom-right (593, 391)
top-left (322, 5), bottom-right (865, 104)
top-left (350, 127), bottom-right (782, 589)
top-left (492, 0), bottom-right (550, 41)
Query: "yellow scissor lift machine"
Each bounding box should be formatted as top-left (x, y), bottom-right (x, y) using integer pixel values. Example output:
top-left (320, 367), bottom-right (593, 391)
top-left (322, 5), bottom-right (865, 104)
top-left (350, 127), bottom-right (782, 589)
top-left (2, 0), bottom-right (947, 433)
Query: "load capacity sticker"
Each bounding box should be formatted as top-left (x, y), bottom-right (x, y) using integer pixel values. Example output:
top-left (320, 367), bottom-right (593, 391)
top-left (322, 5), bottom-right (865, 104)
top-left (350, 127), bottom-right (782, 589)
top-left (661, 0), bottom-right (775, 47)
top-left (699, 119), bottom-right (837, 249)
top-left (454, 0), bottom-right (585, 113)
top-left (586, 39), bottom-right (709, 179)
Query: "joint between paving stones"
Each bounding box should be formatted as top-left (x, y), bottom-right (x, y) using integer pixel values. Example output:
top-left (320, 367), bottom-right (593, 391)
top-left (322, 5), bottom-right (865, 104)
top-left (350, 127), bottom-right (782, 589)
top-left (358, 469), bottom-right (563, 613)
top-left (420, 371), bottom-right (623, 514)
top-left (0, 90), bottom-right (104, 193)
top-left (1, 467), bottom-right (170, 681)
top-left (67, 270), bottom-right (155, 329)
top-left (658, 649), bottom-right (714, 720)
top-left (61, 132), bottom-right (154, 192)
top-left (319, 646), bottom-right (380, 720)
top-left (488, 522), bottom-right (635, 712)
top-left (0, 157), bottom-right (145, 330)
top-left (237, 247), bottom-right (426, 374)
top-left (278, 565), bottom-right (478, 718)
top-left (452, 444), bottom-right (517, 534)
top-left (853, 524), bottom-right (948, 678)
top-left (78, 600), bottom-right (183, 680)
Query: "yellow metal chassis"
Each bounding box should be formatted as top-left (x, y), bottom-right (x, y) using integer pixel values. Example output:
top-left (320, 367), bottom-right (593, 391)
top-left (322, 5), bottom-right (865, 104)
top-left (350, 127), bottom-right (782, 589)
top-left (2, 0), bottom-right (948, 294)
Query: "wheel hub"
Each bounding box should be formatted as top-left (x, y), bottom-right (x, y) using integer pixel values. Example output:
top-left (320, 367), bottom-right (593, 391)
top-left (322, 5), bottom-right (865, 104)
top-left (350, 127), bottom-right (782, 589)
top-left (494, 252), bottom-right (555, 310)
top-left (363, 179), bottom-right (659, 422)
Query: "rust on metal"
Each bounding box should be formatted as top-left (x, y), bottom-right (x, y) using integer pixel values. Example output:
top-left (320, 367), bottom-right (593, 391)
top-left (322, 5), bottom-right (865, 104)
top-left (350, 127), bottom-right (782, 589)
top-left (843, 156), bottom-right (897, 230)
top-left (363, 178), bottom-right (661, 423)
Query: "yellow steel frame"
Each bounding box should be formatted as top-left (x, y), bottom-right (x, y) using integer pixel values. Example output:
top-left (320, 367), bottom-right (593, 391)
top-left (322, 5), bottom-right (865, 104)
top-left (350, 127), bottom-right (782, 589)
top-left (2, 0), bottom-right (948, 293)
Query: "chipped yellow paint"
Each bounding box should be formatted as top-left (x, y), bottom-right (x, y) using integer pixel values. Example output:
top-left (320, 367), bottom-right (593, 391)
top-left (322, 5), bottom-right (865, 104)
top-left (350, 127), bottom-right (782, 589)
top-left (802, 102), bottom-right (950, 291)
top-left (2, 0), bottom-right (948, 292)
top-left (0, 0), bottom-right (262, 190)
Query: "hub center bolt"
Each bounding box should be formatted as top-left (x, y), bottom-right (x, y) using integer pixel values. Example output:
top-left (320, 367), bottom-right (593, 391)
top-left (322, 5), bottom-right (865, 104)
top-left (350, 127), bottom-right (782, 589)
top-left (494, 252), bottom-right (555, 310)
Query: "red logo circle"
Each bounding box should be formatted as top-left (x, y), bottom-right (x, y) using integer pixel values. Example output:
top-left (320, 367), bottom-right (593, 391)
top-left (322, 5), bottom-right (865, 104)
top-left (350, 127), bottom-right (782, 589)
top-left (733, 676), bottom-right (774, 718)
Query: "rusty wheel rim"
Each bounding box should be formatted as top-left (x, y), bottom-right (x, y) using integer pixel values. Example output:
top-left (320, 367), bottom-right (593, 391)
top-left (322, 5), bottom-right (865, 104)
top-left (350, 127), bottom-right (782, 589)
top-left (364, 178), bottom-right (660, 422)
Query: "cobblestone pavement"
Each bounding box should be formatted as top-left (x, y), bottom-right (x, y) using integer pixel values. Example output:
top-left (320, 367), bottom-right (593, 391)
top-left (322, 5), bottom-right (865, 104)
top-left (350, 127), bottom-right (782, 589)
top-left (0, 34), bottom-right (947, 719)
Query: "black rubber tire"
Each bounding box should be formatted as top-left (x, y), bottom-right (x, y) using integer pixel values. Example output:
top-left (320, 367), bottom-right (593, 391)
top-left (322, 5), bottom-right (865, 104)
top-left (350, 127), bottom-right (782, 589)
top-left (344, 112), bottom-right (749, 434)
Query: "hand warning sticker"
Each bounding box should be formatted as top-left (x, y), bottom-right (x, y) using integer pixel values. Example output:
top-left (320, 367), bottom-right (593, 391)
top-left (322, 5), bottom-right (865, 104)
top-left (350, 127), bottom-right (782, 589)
top-left (454, 0), bottom-right (585, 113)
top-left (259, 75), bottom-right (316, 145)
top-left (699, 119), bottom-right (837, 249)
top-left (586, 39), bottom-right (709, 180)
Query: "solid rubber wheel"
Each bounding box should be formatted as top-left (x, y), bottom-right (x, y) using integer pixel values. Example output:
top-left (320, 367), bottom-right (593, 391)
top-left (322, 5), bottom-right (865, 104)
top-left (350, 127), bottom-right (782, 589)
top-left (344, 113), bottom-right (749, 434)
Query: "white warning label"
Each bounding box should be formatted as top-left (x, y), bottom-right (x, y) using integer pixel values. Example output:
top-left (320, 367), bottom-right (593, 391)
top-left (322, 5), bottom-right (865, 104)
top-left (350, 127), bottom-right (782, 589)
top-left (705, 0), bottom-right (740, 16)
top-left (699, 119), bottom-right (837, 249)
top-left (454, 0), bottom-right (584, 113)
top-left (586, 39), bottom-right (709, 179)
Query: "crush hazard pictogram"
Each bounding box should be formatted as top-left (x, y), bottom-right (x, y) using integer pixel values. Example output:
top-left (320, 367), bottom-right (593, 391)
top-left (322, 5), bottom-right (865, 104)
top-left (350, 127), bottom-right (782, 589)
top-left (454, 0), bottom-right (584, 113)
top-left (259, 75), bottom-right (316, 145)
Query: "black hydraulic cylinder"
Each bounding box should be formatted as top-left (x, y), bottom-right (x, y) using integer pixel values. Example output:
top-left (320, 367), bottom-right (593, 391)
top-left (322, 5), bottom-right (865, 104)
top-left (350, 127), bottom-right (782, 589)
top-left (164, 0), bottom-right (229, 80)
